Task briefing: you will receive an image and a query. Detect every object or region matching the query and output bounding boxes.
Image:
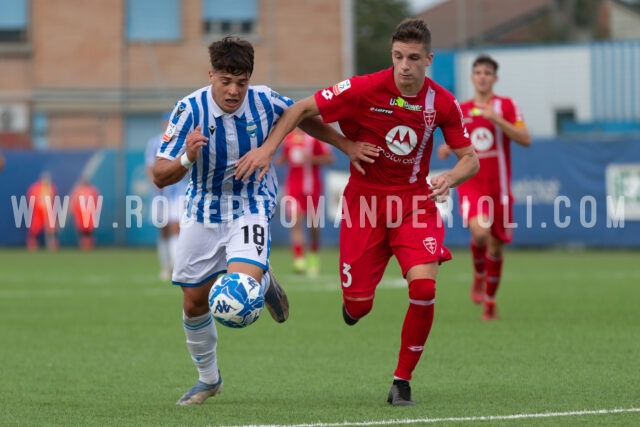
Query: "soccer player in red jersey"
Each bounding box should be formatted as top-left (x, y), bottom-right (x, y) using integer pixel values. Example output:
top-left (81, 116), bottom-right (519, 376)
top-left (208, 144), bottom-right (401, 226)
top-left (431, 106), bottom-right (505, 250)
top-left (26, 171), bottom-right (59, 252)
top-left (236, 19), bottom-right (479, 405)
top-left (276, 128), bottom-right (334, 276)
top-left (69, 177), bottom-right (101, 251)
top-left (438, 54), bottom-right (531, 321)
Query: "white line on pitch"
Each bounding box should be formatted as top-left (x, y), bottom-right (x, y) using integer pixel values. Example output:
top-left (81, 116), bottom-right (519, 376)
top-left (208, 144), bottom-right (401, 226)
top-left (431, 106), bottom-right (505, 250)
top-left (219, 407), bottom-right (640, 427)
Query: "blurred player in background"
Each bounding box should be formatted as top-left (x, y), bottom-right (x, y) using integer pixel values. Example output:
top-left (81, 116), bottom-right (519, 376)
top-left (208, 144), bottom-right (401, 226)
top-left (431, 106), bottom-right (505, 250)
top-left (152, 36), bottom-right (373, 406)
top-left (438, 54), bottom-right (531, 321)
top-left (26, 171), bottom-right (58, 251)
top-left (236, 19), bottom-right (478, 406)
top-left (276, 128), bottom-right (333, 276)
top-left (146, 112), bottom-right (187, 280)
top-left (69, 177), bottom-right (100, 251)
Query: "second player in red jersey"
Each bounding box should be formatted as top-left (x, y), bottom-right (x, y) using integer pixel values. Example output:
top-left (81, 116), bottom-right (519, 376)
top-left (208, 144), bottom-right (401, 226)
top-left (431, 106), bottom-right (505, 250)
top-left (277, 128), bottom-right (333, 276)
top-left (438, 54), bottom-right (531, 320)
top-left (236, 19), bottom-right (479, 406)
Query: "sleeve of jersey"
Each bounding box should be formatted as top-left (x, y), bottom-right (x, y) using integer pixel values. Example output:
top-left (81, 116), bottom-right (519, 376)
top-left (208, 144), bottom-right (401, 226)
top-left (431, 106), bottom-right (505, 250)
top-left (157, 102), bottom-right (192, 161)
top-left (508, 98), bottom-right (526, 127)
top-left (313, 78), bottom-right (358, 124)
top-left (442, 98), bottom-right (472, 150)
top-left (268, 88), bottom-right (295, 121)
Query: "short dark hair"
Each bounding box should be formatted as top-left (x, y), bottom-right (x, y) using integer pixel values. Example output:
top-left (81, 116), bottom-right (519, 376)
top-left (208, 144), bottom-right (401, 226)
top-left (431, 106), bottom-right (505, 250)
top-left (472, 54), bottom-right (499, 73)
top-left (391, 18), bottom-right (431, 52)
top-left (208, 36), bottom-right (254, 76)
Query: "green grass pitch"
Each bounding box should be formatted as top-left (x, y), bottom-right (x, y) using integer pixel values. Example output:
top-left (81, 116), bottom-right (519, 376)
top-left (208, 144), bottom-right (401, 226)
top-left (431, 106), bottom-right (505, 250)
top-left (0, 246), bottom-right (638, 426)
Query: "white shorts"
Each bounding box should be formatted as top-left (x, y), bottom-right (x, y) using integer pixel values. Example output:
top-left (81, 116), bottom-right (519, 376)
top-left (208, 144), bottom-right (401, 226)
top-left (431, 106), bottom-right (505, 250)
top-left (171, 214), bottom-right (271, 287)
top-left (149, 194), bottom-right (185, 226)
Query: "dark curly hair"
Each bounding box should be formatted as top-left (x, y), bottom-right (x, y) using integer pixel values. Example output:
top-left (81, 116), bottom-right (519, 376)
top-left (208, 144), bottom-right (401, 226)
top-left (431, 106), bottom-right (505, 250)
top-left (208, 36), bottom-right (254, 76)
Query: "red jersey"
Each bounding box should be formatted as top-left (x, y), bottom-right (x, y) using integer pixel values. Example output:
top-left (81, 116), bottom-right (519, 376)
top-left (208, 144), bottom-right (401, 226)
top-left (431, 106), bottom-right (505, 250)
top-left (314, 68), bottom-right (470, 189)
top-left (70, 183), bottom-right (100, 231)
top-left (27, 180), bottom-right (57, 212)
top-left (458, 95), bottom-right (525, 200)
top-left (282, 129), bottom-right (331, 197)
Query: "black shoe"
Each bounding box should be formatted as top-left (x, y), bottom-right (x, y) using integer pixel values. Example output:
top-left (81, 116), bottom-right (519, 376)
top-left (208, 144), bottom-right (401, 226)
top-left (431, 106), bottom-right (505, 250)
top-left (264, 267), bottom-right (289, 323)
top-left (342, 304), bottom-right (359, 326)
top-left (387, 379), bottom-right (416, 406)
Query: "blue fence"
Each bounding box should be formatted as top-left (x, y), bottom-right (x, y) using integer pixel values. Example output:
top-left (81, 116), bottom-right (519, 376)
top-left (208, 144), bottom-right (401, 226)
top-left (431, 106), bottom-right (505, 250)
top-left (1, 137), bottom-right (640, 248)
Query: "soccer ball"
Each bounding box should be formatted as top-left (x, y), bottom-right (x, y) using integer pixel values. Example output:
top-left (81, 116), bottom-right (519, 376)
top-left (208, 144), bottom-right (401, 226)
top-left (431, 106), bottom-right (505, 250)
top-left (208, 272), bottom-right (264, 328)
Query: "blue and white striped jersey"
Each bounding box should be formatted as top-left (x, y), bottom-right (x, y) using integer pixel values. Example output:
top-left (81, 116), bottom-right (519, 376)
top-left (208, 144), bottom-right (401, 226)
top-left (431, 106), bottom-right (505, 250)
top-left (157, 84), bottom-right (294, 224)
top-left (145, 133), bottom-right (188, 200)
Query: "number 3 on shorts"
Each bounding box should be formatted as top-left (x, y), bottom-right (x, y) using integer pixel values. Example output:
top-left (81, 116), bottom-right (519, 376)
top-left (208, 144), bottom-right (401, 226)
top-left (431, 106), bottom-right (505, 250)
top-left (341, 262), bottom-right (352, 288)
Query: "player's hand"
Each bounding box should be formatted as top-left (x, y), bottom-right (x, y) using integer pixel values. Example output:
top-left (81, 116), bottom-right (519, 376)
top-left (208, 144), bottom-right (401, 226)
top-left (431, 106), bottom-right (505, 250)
top-left (349, 142), bottom-right (380, 175)
top-left (481, 104), bottom-right (499, 122)
top-left (437, 144), bottom-right (452, 160)
top-left (235, 146), bottom-right (273, 182)
top-left (428, 174), bottom-right (452, 201)
top-left (185, 126), bottom-right (208, 162)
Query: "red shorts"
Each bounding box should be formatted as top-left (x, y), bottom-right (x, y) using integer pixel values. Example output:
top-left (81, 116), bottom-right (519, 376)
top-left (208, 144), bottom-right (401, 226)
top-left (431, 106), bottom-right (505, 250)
top-left (457, 187), bottom-right (514, 243)
top-left (29, 207), bottom-right (55, 236)
top-left (338, 182), bottom-right (452, 299)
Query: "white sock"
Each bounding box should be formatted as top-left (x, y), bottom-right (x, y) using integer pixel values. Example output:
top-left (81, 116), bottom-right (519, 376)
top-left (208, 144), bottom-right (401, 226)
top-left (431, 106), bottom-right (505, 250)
top-left (183, 311), bottom-right (219, 384)
top-left (260, 271), bottom-right (270, 294)
top-left (158, 238), bottom-right (170, 271)
top-left (168, 234), bottom-right (179, 269)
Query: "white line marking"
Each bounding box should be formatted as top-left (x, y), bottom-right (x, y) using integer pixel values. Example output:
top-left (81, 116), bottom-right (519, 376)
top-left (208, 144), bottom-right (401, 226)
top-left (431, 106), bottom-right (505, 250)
top-left (218, 408), bottom-right (640, 427)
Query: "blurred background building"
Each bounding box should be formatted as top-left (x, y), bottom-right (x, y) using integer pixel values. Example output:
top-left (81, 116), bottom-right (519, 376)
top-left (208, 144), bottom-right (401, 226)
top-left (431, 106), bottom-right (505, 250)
top-left (0, 0), bottom-right (354, 150)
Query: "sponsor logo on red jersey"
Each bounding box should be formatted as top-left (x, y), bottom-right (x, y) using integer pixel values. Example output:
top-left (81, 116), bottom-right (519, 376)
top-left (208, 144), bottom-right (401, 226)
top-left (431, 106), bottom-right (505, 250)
top-left (332, 79), bottom-right (351, 96)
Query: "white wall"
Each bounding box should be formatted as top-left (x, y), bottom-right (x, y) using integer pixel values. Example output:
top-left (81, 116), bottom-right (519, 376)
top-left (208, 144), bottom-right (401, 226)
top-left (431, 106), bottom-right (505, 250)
top-left (456, 45), bottom-right (593, 138)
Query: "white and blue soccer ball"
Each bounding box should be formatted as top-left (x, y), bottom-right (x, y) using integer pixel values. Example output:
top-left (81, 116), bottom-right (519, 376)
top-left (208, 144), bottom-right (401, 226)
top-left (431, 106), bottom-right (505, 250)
top-left (208, 272), bottom-right (264, 328)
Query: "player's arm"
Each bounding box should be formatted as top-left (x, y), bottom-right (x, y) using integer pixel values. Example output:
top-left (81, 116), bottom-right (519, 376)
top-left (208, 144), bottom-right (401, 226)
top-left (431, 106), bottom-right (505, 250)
top-left (481, 103), bottom-right (531, 147)
top-left (236, 96), bottom-right (378, 181)
top-left (235, 97), bottom-right (317, 181)
top-left (429, 145), bottom-right (478, 201)
top-left (153, 126), bottom-right (207, 188)
top-left (311, 143), bottom-right (334, 166)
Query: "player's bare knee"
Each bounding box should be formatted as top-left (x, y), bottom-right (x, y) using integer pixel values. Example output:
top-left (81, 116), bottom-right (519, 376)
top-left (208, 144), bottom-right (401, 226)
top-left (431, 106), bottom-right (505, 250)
top-left (408, 279), bottom-right (436, 302)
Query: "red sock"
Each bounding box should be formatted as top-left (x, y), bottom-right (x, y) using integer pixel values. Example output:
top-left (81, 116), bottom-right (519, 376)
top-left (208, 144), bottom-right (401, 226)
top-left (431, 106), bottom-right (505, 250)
top-left (310, 240), bottom-right (319, 253)
top-left (485, 254), bottom-right (503, 298)
top-left (394, 279), bottom-right (435, 381)
top-left (471, 241), bottom-right (486, 276)
top-left (292, 243), bottom-right (304, 258)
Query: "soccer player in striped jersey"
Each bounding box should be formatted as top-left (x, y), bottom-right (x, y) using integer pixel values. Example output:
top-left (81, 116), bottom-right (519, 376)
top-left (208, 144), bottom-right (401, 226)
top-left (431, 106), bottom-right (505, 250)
top-left (152, 36), bottom-right (377, 406)
top-left (236, 19), bottom-right (479, 406)
top-left (438, 54), bottom-right (531, 321)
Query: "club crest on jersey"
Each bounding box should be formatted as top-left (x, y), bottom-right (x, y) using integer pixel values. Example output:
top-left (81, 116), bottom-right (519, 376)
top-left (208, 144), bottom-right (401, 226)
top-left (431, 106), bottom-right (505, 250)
top-left (332, 79), bottom-right (351, 96)
top-left (246, 121), bottom-right (257, 138)
top-left (162, 122), bottom-right (176, 142)
top-left (423, 237), bottom-right (437, 255)
top-left (175, 102), bottom-right (186, 117)
top-left (423, 109), bottom-right (436, 127)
